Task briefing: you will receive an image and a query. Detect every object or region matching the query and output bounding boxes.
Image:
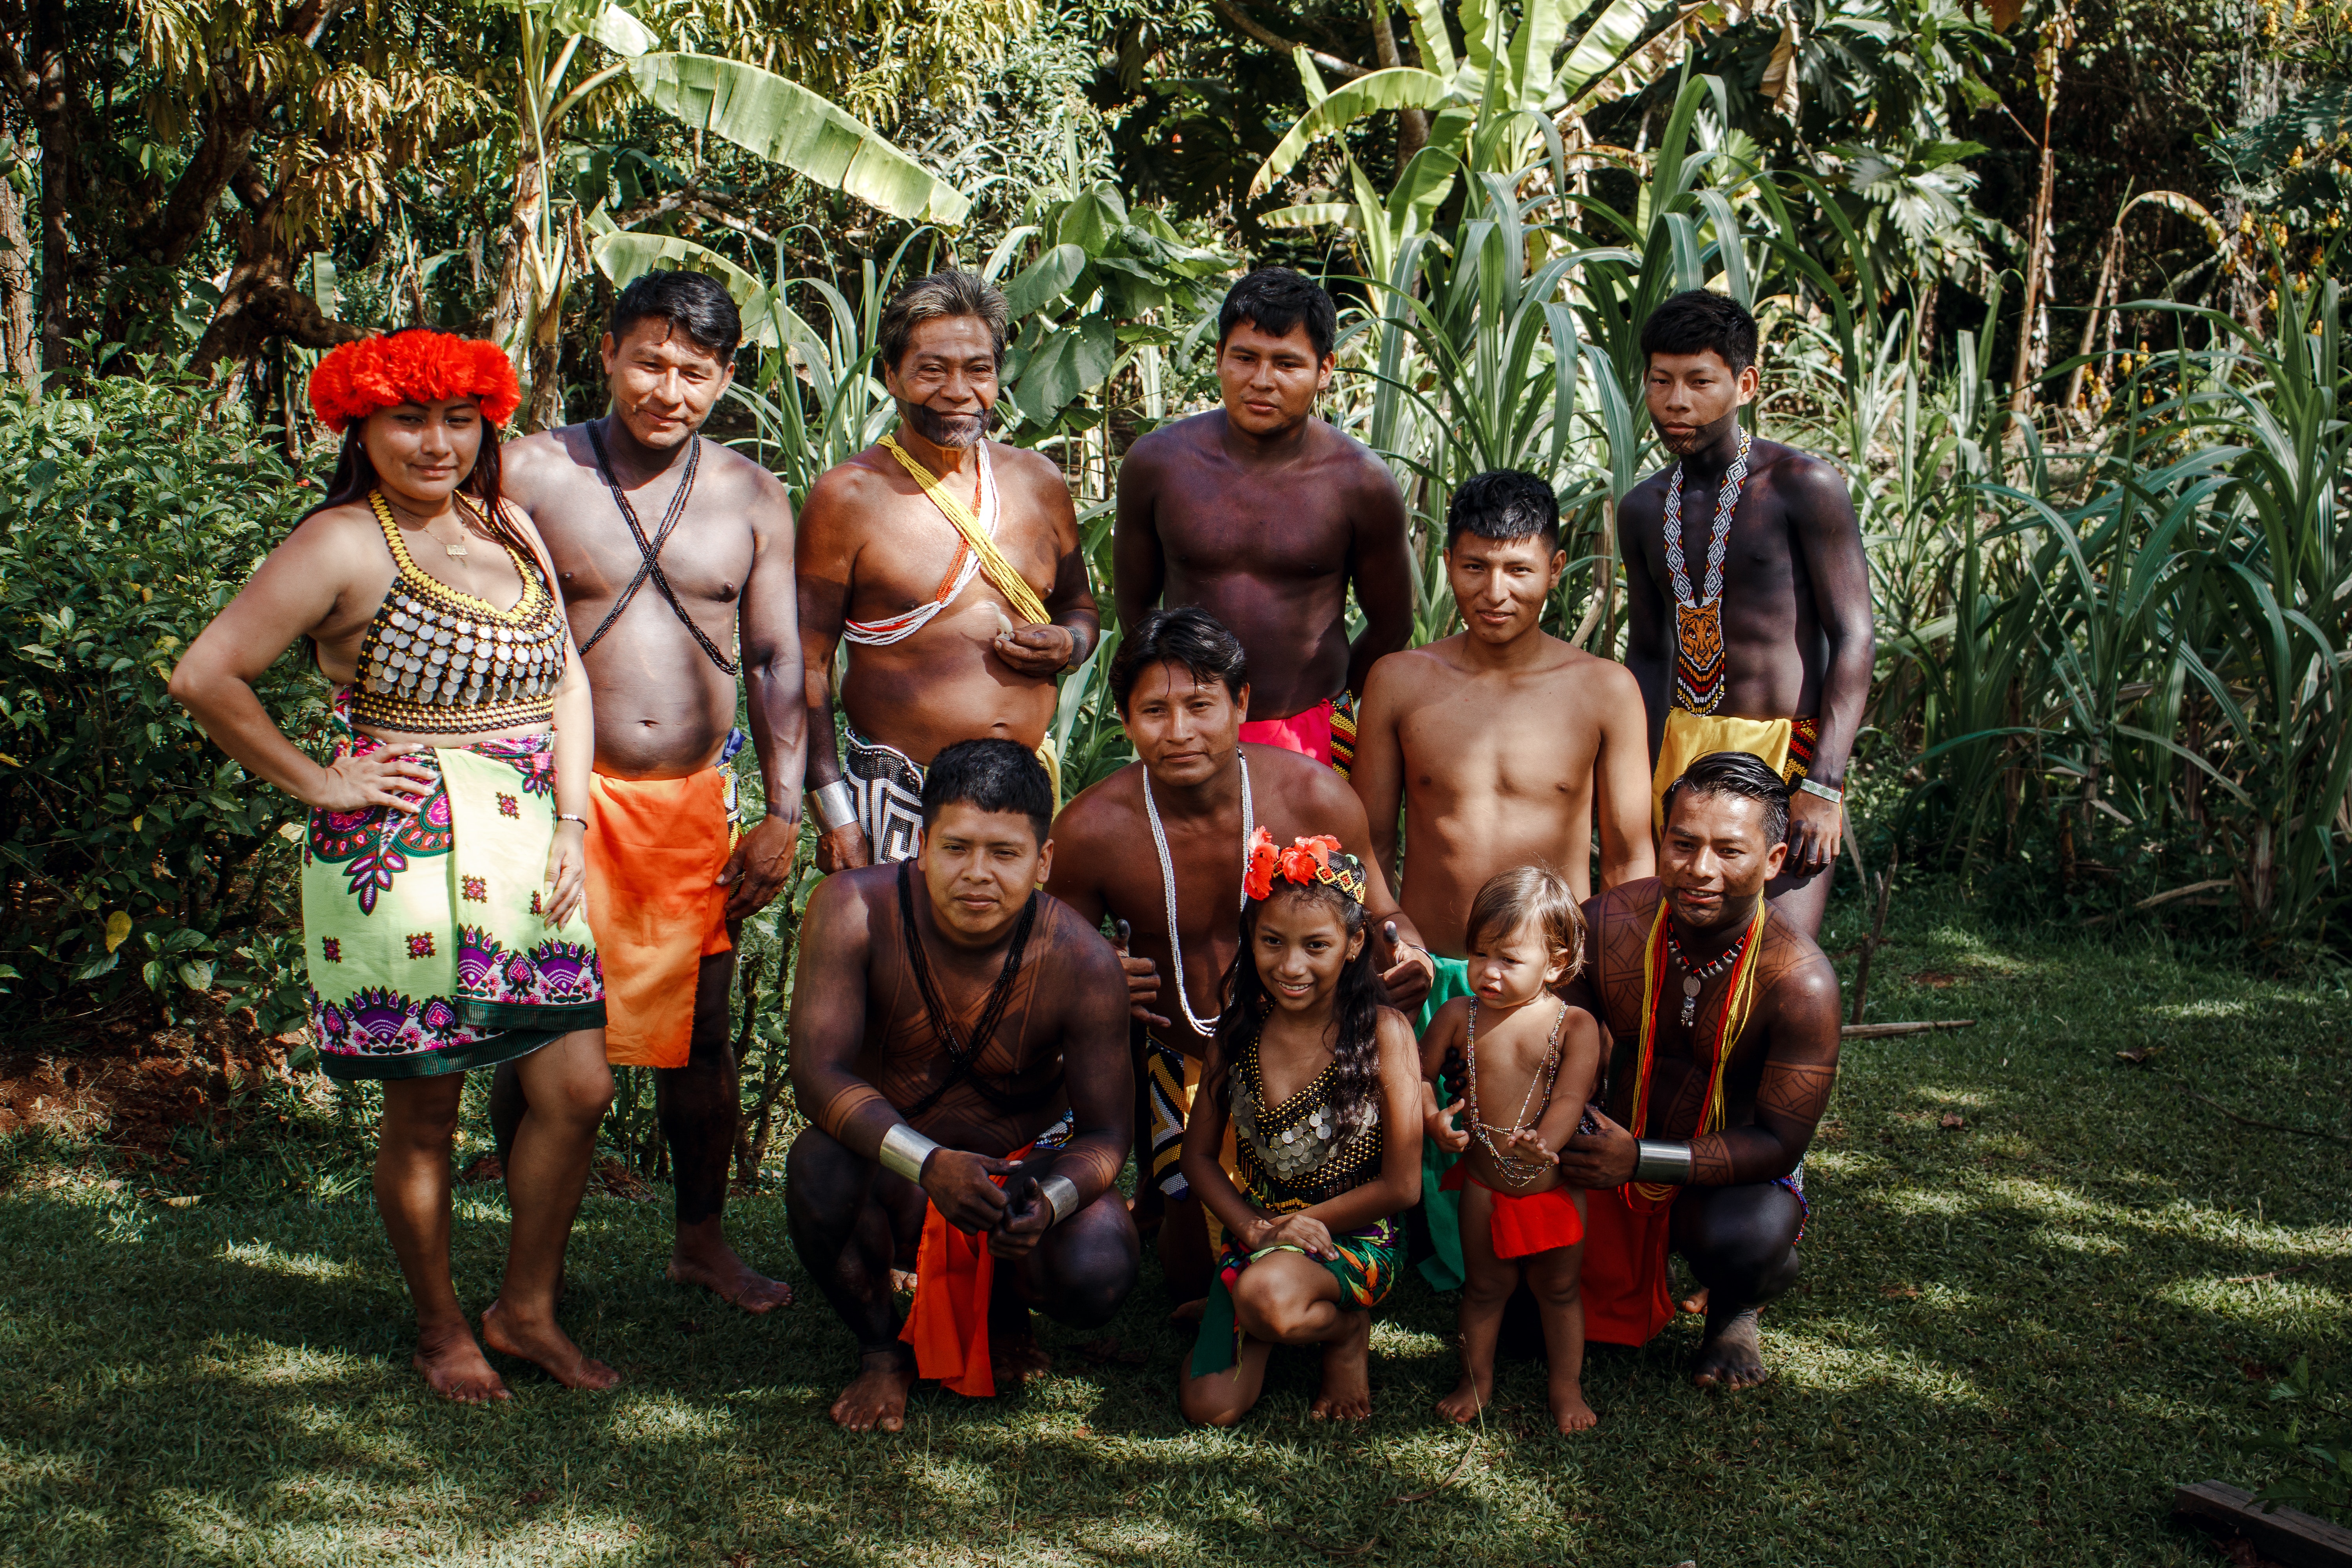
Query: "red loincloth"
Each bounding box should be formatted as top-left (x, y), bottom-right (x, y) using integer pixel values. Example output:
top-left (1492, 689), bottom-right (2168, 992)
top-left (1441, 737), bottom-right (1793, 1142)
top-left (1441, 1164), bottom-right (1586, 1259)
top-left (1579, 1184), bottom-right (1677, 1346)
top-left (897, 1140), bottom-right (1036, 1397)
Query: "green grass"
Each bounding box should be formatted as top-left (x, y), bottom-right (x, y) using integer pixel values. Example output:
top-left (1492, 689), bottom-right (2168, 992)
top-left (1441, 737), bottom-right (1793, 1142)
top-left (2, 882), bottom-right (2348, 1566)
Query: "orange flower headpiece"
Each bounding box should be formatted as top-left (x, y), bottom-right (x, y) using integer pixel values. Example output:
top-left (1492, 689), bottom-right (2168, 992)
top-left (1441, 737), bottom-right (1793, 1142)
top-left (307, 331), bottom-right (522, 434)
top-left (1243, 827), bottom-right (1368, 906)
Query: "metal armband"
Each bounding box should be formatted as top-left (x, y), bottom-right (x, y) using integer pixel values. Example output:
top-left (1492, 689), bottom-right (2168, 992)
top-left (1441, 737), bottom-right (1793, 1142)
top-left (810, 779), bottom-right (859, 833)
top-left (1632, 1138), bottom-right (1694, 1185)
top-left (1037, 1174), bottom-right (1082, 1225)
top-left (878, 1123), bottom-right (940, 1184)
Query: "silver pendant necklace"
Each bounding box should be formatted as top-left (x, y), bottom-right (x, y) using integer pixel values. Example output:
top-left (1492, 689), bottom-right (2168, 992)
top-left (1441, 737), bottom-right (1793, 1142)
top-left (1142, 751), bottom-right (1252, 1038)
top-left (1667, 924), bottom-right (1751, 1027)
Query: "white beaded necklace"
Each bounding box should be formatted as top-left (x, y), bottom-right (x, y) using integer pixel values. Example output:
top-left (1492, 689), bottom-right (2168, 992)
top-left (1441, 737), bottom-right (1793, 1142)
top-left (1142, 751), bottom-right (1253, 1038)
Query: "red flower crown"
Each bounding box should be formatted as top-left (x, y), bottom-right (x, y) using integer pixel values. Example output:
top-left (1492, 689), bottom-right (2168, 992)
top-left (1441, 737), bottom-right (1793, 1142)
top-left (1243, 827), bottom-right (1368, 905)
top-left (307, 331), bottom-right (522, 433)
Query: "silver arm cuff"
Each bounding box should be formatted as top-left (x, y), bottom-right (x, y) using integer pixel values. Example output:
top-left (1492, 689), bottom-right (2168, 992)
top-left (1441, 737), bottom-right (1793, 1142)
top-left (1037, 1174), bottom-right (1081, 1225)
top-left (810, 779), bottom-right (859, 833)
top-left (1632, 1138), bottom-right (1694, 1184)
top-left (878, 1123), bottom-right (940, 1184)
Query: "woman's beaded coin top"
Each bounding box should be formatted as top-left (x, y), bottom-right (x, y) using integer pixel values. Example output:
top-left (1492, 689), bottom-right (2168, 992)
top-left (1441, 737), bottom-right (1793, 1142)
top-left (345, 492), bottom-right (568, 735)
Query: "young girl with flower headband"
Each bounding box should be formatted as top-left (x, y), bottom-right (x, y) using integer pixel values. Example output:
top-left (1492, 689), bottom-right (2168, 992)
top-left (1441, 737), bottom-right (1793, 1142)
top-left (1176, 829), bottom-right (1423, 1426)
top-left (171, 328), bottom-right (616, 1404)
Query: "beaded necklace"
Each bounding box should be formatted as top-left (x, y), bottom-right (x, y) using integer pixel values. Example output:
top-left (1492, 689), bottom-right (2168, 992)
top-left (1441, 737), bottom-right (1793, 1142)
top-left (1625, 897), bottom-right (1769, 1207)
top-left (1661, 426), bottom-right (1752, 715)
top-left (1465, 995), bottom-right (1569, 1189)
top-left (1666, 925), bottom-right (1749, 1027)
top-left (1142, 752), bottom-right (1252, 1037)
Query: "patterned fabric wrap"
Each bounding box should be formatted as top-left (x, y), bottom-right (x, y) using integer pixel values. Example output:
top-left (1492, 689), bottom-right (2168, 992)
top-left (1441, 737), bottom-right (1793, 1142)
top-left (1327, 689), bottom-right (1357, 778)
top-left (1189, 1210), bottom-right (1401, 1377)
top-left (302, 719), bottom-right (604, 1079)
top-left (1784, 715), bottom-right (1819, 781)
top-left (1144, 1032), bottom-right (1195, 1199)
top-left (842, 726), bottom-right (927, 865)
top-left (1187, 1030), bottom-right (1398, 1376)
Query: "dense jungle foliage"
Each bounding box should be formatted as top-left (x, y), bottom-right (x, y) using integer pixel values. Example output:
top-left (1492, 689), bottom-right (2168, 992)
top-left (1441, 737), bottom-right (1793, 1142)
top-left (0, 0), bottom-right (2346, 1047)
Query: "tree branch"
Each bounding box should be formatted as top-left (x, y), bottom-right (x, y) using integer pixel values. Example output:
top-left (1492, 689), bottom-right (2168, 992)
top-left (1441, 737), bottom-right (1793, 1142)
top-left (1208, 0), bottom-right (1369, 80)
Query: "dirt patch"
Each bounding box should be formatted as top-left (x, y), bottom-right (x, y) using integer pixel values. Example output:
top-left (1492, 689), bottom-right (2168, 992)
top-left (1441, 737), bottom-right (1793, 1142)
top-left (0, 990), bottom-right (307, 1157)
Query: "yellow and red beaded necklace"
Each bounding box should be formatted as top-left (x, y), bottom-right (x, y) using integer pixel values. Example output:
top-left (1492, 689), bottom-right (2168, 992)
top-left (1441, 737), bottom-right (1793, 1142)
top-left (1624, 894), bottom-right (1769, 1209)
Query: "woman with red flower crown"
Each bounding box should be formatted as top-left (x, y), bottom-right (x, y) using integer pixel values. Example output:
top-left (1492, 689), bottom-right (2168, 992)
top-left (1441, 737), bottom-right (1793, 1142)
top-left (1175, 829), bottom-right (1423, 1425)
top-left (170, 328), bottom-right (619, 1401)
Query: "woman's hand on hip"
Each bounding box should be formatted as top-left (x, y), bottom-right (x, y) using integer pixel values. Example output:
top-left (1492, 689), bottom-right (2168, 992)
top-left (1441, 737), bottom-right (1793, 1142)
top-left (311, 744), bottom-right (436, 814)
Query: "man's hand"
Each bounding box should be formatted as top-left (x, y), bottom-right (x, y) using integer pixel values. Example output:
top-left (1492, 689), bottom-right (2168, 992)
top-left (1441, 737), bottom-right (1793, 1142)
top-left (816, 820), bottom-right (871, 875)
top-left (719, 812), bottom-right (799, 919)
top-left (1555, 1103), bottom-right (1641, 1189)
top-left (1425, 1096), bottom-right (1470, 1154)
top-left (1785, 789), bottom-right (1842, 879)
top-left (1113, 918), bottom-right (1171, 1028)
top-left (920, 1147), bottom-right (1022, 1234)
top-left (989, 1174), bottom-right (1055, 1260)
top-left (1377, 919), bottom-right (1435, 1011)
top-left (991, 622), bottom-right (1076, 676)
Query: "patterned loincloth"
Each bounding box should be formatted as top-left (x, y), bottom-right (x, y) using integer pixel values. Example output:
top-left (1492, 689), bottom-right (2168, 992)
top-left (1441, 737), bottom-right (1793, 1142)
top-left (1189, 1212), bottom-right (1402, 1377)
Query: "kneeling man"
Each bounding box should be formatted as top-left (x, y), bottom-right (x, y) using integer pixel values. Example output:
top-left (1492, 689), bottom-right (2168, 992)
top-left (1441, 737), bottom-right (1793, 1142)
top-left (788, 740), bottom-right (1138, 1431)
top-left (1556, 751), bottom-right (1840, 1389)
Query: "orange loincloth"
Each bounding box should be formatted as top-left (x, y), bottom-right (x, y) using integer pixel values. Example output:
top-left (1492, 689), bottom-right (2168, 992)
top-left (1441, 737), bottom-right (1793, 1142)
top-left (582, 768), bottom-right (735, 1069)
top-left (1579, 1184), bottom-right (1677, 1346)
top-left (899, 1140), bottom-right (1037, 1397)
top-left (1440, 1165), bottom-right (1587, 1259)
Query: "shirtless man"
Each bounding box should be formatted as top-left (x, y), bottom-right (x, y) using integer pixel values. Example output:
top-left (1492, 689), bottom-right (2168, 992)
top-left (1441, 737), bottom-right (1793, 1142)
top-left (1114, 267), bottom-right (1414, 771)
top-left (496, 269), bottom-right (804, 1311)
top-left (1350, 468), bottom-right (1652, 1288)
top-left (1555, 751), bottom-right (1841, 1388)
top-left (1046, 607), bottom-right (1436, 1301)
top-left (798, 270), bottom-right (1099, 868)
top-left (787, 740), bottom-right (1138, 1432)
top-left (1619, 289), bottom-right (1875, 937)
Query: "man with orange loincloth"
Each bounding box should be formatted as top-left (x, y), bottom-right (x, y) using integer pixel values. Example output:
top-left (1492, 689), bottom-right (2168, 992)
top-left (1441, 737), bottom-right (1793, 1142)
top-left (499, 270), bottom-right (804, 1312)
top-left (1553, 751), bottom-right (1841, 1388)
top-left (1618, 290), bottom-right (1875, 937)
top-left (786, 741), bottom-right (1137, 1432)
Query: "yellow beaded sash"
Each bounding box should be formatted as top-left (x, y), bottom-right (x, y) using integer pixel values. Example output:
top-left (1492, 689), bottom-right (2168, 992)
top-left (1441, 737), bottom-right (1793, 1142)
top-left (1625, 894), bottom-right (1768, 1208)
top-left (878, 432), bottom-right (1051, 628)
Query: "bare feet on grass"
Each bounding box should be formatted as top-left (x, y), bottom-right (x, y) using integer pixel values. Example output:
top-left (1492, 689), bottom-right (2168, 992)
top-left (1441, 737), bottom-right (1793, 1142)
top-left (1550, 1377), bottom-right (1598, 1432)
top-left (1679, 1285), bottom-right (1710, 1316)
top-left (992, 1328), bottom-right (1055, 1382)
top-left (413, 1320), bottom-right (510, 1404)
top-left (1309, 1311), bottom-right (1374, 1421)
top-left (1436, 1372), bottom-right (1492, 1424)
top-left (1690, 1306), bottom-right (1770, 1390)
top-left (666, 1229), bottom-right (793, 1314)
top-left (480, 1300), bottom-right (621, 1391)
top-left (829, 1352), bottom-right (917, 1432)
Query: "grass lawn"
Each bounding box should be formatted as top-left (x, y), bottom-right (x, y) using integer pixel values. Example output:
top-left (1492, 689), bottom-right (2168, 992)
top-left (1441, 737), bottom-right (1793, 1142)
top-left (2, 880), bottom-right (2347, 1567)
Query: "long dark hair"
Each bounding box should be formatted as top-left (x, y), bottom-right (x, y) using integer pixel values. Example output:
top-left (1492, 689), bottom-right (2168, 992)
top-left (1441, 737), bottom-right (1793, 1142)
top-left (1212, 881), bottom-right (1388, 1133)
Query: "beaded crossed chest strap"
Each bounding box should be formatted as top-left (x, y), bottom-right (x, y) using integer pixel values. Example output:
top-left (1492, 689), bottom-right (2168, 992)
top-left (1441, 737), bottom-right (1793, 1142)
top-left (347, 492), bottom-right (570, 735)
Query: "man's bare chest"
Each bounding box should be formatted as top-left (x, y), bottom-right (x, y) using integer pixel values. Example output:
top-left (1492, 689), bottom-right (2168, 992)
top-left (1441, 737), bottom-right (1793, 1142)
top-left (540, 490), bottom-right (753, 609)
top-left (855, 487), bottom-right (1057, 608)
top-left (1399, 683), bottom-right (1599, 802)
top-left (1635, 490), bottom-right (1800, 598)
top-left (1161, 485), bottom-right (1350, 583)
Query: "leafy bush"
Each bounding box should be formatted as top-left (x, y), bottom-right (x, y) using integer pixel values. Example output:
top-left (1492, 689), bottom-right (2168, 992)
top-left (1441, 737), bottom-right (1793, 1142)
top-left (0, 362), bottom-right (319, 1026)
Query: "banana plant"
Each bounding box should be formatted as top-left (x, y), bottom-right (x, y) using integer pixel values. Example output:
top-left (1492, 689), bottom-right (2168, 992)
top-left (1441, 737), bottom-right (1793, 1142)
top-left (1252, 0), bottom-right (1741, 275)
top-left (492, 0), bottom-right (970, 426)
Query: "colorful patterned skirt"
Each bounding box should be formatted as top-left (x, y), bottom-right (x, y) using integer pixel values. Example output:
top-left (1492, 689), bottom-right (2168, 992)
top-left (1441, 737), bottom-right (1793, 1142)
top-left (1187, 1207), bottom-right (1402, 1377)
top-left (301, 727), bottom-right (605, 1080)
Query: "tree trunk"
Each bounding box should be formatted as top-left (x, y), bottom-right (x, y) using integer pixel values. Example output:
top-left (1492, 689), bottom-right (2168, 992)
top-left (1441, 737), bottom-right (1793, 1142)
top-left (1367, 2), bottom-right (1427, 165)
top-left (490, 156), bottom-right (546, 380)
top-left (191, 173), bottom-right (365, 374)
top-left (0, 136), bottom-right (37, 396)
top-left (30, 0), bottom-right (80, 377)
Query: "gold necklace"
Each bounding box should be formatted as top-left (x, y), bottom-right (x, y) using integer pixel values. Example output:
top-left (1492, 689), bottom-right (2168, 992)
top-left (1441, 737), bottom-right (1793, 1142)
top-left (383, 494), bottom-right (475, 559)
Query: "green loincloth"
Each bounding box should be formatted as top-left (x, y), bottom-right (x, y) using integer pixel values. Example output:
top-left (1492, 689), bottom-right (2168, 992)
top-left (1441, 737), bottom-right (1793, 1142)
top-left (1415, 954), bottom-right (1475, 1290)
top-left (302, 728), bottom-right (605, 1080)
top-left (1188, 1214), bottom-right (1403, 1378)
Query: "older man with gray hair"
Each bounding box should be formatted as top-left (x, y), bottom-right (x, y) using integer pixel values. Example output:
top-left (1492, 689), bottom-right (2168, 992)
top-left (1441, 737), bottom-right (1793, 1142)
top-left (795, 269), bottom-right (1100, 870)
